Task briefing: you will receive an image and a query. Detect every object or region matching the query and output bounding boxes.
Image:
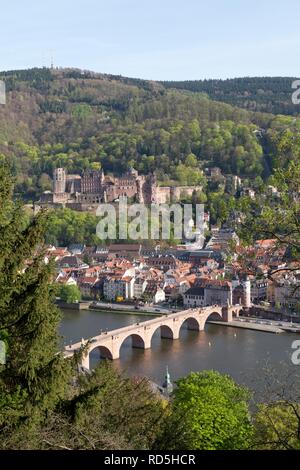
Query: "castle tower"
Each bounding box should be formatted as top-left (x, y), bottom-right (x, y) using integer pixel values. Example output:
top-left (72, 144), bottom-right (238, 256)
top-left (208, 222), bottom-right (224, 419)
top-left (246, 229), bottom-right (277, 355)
top-left (53, 168), bottom-right (66, 194)
top-left (148, 173), bottom-right (157, 204)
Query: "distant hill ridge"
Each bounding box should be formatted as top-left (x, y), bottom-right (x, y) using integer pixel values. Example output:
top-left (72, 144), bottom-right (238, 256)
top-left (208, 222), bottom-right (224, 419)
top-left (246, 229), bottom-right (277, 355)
top-left (161, 76), bottom-right (300, 116)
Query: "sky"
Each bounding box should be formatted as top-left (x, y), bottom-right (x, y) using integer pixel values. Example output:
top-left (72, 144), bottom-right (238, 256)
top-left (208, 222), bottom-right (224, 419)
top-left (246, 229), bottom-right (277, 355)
top-left (0, 0), bottom-right (300, 80)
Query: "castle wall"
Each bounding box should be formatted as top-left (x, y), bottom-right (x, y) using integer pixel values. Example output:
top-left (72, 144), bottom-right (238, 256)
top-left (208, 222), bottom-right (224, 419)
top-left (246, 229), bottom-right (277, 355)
top-left (171, 186), bottom-right (203, 201)
top-left (53, 192), bottom-right (69, 204)
top-left (155, 187), bottom-right (171, 204)
top-left (76, 193), bottom-right (103, 204)
top-left (155, 185), bottom-right (203, 203)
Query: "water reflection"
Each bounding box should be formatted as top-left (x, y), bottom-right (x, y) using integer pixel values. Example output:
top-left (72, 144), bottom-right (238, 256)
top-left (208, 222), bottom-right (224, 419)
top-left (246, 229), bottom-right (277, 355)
top-left (60, 309), bottom-right (300, 395)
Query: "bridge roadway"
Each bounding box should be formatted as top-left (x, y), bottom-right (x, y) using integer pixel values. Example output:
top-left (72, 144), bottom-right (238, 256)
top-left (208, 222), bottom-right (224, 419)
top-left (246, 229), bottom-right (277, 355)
top-left (63, 305), bottom-right (243, 369)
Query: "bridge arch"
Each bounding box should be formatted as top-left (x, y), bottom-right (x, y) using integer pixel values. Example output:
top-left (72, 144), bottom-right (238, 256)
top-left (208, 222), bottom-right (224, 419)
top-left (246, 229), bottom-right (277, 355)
top-left (89, 344), bottom-right (113, 361)
top-left (119, 333), bottom-right (146, 352)
top-left (150, 324), bottom-right (174, 342)
top-left (179, 316), bottom-right (201, 333)
top-left (205, 310), bottom-right (223, 322)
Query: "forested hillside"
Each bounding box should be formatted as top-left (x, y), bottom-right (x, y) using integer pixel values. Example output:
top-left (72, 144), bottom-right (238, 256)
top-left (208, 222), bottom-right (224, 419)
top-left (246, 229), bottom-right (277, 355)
top-left (162, 77), bottom-right (300, 115)
top-left (0, 68), bottom-right (300, 200)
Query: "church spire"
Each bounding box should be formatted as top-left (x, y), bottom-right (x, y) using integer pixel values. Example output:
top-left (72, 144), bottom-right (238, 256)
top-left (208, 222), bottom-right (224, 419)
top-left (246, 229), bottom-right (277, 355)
top-left (162, 365), bottom-right (173, 396)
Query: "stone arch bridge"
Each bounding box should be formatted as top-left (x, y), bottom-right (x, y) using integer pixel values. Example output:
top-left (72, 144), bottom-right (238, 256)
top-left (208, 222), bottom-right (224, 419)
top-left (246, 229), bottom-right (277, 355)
top-left (64, 305), bottom-right (243, 370)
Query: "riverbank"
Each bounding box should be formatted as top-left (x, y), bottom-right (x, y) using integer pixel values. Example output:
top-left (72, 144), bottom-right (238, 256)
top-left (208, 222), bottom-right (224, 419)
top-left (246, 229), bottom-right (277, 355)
top-left (207, 320), bottom-right (285, 334)
top-left (57, 300), bottom-right (163, 316)
top-left (56, 300), bottom-right (91, 310)
top-left (88, 300), bottom-right (177, 316)
top-left (89, 305), bottom-right (162, 316)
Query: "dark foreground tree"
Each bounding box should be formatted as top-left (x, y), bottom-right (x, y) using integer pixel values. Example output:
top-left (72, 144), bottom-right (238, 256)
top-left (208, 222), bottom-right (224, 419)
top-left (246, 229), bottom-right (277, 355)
top-left (0, 162), bottom-right (165, 449)
top-left (0, 161), bottom-right (73, 447)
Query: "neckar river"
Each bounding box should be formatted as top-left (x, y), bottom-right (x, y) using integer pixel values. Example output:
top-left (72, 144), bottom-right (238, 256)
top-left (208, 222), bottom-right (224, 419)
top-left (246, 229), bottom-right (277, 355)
top-left (60, 309), bottom-right (300, 396)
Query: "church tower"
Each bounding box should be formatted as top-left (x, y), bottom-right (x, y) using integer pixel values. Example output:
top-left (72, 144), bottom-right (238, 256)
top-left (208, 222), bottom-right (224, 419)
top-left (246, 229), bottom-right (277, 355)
top-left (162, 366), bottom-right (173, 397)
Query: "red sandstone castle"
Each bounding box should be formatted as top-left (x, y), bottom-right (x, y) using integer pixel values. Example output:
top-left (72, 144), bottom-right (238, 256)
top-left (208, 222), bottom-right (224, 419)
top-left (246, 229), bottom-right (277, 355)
top-left (39, 167), bottom-right (202, 210)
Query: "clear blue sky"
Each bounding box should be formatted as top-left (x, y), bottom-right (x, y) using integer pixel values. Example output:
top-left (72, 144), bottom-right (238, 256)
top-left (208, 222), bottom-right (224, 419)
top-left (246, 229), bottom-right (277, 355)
top-left (1, 0), bottom-right (299, 80)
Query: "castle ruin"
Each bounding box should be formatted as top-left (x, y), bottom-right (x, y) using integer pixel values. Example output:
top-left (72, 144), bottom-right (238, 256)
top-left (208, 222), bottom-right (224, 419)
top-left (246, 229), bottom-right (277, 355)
top-left (39, 167), bottom-right (202, 211)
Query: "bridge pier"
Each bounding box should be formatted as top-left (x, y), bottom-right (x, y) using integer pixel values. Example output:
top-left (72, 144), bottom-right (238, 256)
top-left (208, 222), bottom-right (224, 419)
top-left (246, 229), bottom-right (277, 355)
top-left (222, 307), bottom-right (233, 323)
top-left (172, 330), bottom-right (180, 340)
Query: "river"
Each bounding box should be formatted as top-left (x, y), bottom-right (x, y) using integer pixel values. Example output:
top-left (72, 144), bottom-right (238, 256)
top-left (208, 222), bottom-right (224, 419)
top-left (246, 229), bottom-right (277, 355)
top-left (60, 308), bottom-right (300, 397)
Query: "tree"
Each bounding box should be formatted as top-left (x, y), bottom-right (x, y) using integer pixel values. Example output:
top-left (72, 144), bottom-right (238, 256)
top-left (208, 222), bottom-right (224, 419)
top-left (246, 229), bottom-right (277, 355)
top-left (33, 363), bottom-right (166, 450)
top-left (252, 364), bottom-right (300, 450)
top-left (0, 161), bottom-right (73, 447)
top-left (0, 162), bottom-right (166, 450)
top-left (59, 284), bottom-right (81, 303)
top-left (158, 370), bottom-right (253, 450)
top-left (185, 153), bottom-right (198, 168)
top-left (239, 160), bottom-right (300, 276)
top-left (254, 402), bottom-right (300, 450)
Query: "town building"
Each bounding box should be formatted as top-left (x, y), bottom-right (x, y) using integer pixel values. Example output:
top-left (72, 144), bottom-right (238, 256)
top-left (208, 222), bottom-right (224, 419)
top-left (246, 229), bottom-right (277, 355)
top-left (183, 279), bottom-right (232, 307)
top-left (133, 277), bottom-right (148, 299)
top-left (144, 281), bottom-right (166, 304)
top-left (250, 276), bottom-right (268, 304)
top-left (103, 275), bottom-right (135, 301)
top-left (268, 275), bottom-right (300, 311)
top-left (183, 287), bottom-right (205, 307)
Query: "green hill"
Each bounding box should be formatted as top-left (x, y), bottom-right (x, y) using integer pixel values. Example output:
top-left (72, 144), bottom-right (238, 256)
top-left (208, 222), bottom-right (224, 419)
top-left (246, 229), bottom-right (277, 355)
top-left (0, 68), bottom-right (299, 200)
top-left (162, 77), bottom-right (300, 116)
